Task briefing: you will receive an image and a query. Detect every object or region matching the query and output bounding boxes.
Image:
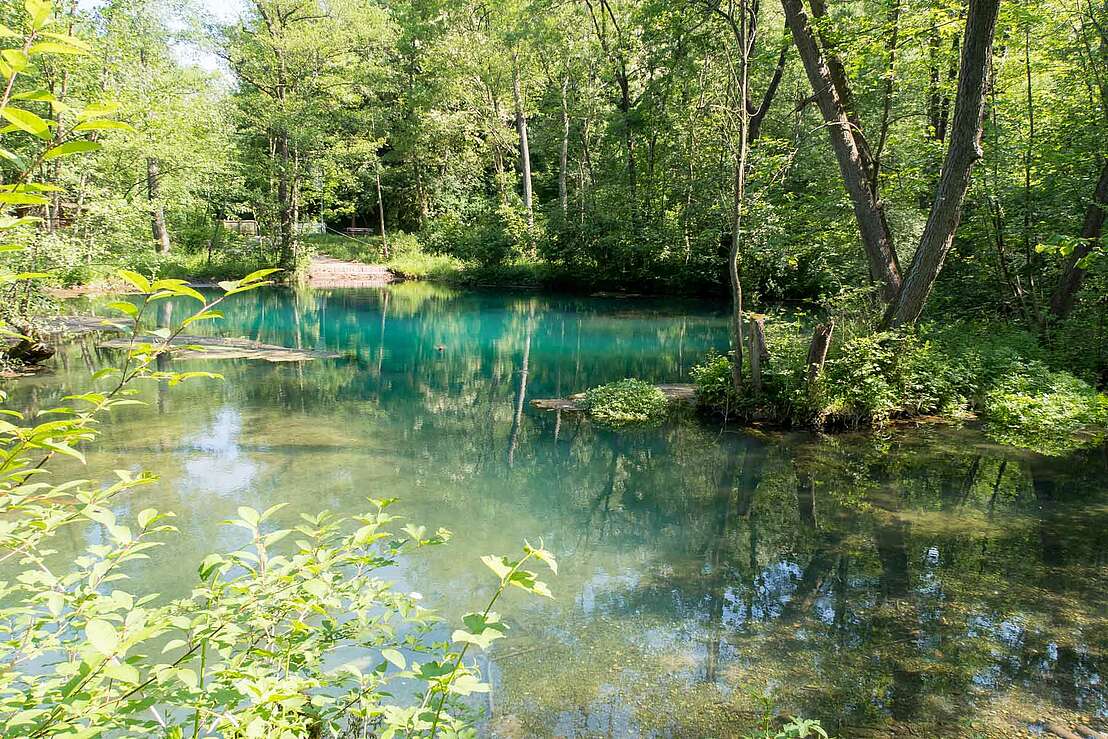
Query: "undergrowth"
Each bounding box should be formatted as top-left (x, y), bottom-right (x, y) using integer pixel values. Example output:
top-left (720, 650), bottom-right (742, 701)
top-left (691, 320), bottom-right (1108, 456)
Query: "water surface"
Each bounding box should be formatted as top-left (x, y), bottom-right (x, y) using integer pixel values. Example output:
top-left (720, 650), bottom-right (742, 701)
top-left (6, 284), bottom-right (1107, 738)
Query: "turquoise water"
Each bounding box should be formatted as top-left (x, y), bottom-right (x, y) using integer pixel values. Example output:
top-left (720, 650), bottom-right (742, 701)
top-left (5, 283), bottom-right (1107, 737)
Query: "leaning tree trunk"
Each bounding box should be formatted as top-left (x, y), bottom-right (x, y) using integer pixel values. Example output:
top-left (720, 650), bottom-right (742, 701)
top-left (513, 57), bottom-right (534, 229)
top-left (781, 0), bottom-right (902, 302)
top-left (1050, 159), bottom-right (1108, 318)
top-left (884, 0), bottom-right (1001, 328)
top-left (147, 157), bottom-right (171, 255)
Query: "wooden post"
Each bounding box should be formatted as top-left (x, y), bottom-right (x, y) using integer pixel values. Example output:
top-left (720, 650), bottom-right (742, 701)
top-left (748, 314), bottom-right (768, 397)
top-left (806, 321), bottom-right (835, 384)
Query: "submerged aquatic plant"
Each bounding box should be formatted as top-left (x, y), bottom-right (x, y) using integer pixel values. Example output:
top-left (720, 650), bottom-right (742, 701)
top-left (582, 378), bottom-right (670, 426)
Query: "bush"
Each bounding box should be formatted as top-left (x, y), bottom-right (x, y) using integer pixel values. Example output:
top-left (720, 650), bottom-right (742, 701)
top-left (582, 378), bottom-right (670, 426)
top-left (690, 351), bottom-right (740, 414)
top-left (690, 318), bottom-right (1108, 454)
top-left (982, 362), bottom-right (1108, 455)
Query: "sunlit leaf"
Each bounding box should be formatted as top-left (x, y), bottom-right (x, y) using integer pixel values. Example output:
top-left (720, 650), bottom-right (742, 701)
top-left (381, 648), bottom-right (406, 670)
top-left (86, 619), bottom-right (119, 657)
top-left (42, 140), bottom-right (102, 160)
top-left (0, 105), bottom-right (50, 138)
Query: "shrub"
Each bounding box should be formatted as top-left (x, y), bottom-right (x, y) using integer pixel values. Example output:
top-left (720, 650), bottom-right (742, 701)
top-left (582, 378), bottom-right (670, 426)
top-left (690, 318), bottom-right (1108, 454)
top-left (981, 362), bottom-right (1108, 455)
top-left (690, 351), bottom-right (740, 414)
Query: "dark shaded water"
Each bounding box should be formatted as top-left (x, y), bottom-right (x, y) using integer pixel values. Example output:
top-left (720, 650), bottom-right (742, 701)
top-left (5, 283), bottom-right (1107, 737)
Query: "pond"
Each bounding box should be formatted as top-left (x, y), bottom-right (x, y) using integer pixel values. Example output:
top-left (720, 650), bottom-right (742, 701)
top-left (5, 283), bottom-right (1107, 737)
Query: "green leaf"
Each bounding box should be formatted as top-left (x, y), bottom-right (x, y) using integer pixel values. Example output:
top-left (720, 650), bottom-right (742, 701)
top-left (1, 106), bottom-right (50, 138)
top-left (507, 568), bottom-right (553, 598)
top-left (303, 579), bottom-right (328, 598)
top-left (417, 661), bottom-right (453, 680)
top-left (448, 673), bottom-right (490, 695)
top-left (102, 661), bottom-right (139, 684)
top-left (0, 147), bottom-right (27, 168)
top-left (237, 506), bottom-right (259, 527)
top-left (525, 540), bottom-right (558, 575)
top-left (25, 0), bottom-right (53, 30)
top-left (167, 371), bottom-right (222, 387)
top-left (76, 102), bottom-right (121, 121)
top-left (42, 32), bottom-right (90, 50)
top-left (2, 50), bottom-right (27, 76)
top-left (105, 300), bottom-right (138, 317)
top-left (0, 192), bottom-right (48, 205)
top-left (42, 140), bottom-right (102, 160)
top-left (480, 554), bottom-right (514, 581)
top-left (29, 40), bottom-right (86, 56)
top-left (451, 612), bottom-right (509, 649)
top-left (240, 268), bottom-right (283, 284)
top-left (0, 215), bottom-right (41, 229)
top-left (175, 667), bottom-right (198, 690)
top-left (117, 269), bottom-right (150, 293)
top-left (182, 310), bottom-right (223, 326)
top-left (381, 648), bottom-right (405, 670)
top-left (86, 619), bottom-right (119, 657)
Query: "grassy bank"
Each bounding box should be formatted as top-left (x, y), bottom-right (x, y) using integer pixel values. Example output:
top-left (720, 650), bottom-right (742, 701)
top-left (691, 319), bottom-right (1108, 456)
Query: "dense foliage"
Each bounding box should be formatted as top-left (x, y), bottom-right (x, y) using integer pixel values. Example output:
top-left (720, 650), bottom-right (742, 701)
top-left (0, 0), bottom-right (1098, 307)
top-left (692, 318), bottom-right (1108, 454)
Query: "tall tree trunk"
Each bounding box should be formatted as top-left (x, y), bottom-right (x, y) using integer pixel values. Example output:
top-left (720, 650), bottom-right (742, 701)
top-left (507, 307), bottom-right (534, 468)
top-left (1050, 159), bottom-right (1108, 317)
top-left (1021, 27), bottom-right (1043, 324)
top-left (729, 1), bottom-right (754, 395)
top-left (781, 0), bottom-right (902, 301)
top-left (559, 76), bottom-right (570, 215)
top-left (884, 0), bottom-right (1001, 327)
top-left (872, 0), bottom-right (901, 192)
top-left (147, 157), bottom-right (171, 255)
top-left (276, 131), bottom-right (294, 266)
top-left (513, 56), bottom-right (534, 228)
top-left (376, 167), bottom-right (389, 260)
top-left (617, 69), bottom-right (637, 219)
top-left (807, 0), bottom-right (875, 177)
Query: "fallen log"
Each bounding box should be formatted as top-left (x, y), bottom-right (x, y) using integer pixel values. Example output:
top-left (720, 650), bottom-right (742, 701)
top-left (99, 335), bottom-right (342, 363)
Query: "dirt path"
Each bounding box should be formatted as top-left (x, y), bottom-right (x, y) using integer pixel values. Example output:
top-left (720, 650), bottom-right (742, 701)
top-left (308, 255), bottom-right (397, 287)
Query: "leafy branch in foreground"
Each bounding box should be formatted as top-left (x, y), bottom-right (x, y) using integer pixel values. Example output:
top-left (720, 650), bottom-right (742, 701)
top-left (1, 268), bottom-right (556, 737)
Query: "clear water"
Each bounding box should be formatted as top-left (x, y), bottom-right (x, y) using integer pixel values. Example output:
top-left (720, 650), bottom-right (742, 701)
top-left (5, 283), bottom-right (1107, 737)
